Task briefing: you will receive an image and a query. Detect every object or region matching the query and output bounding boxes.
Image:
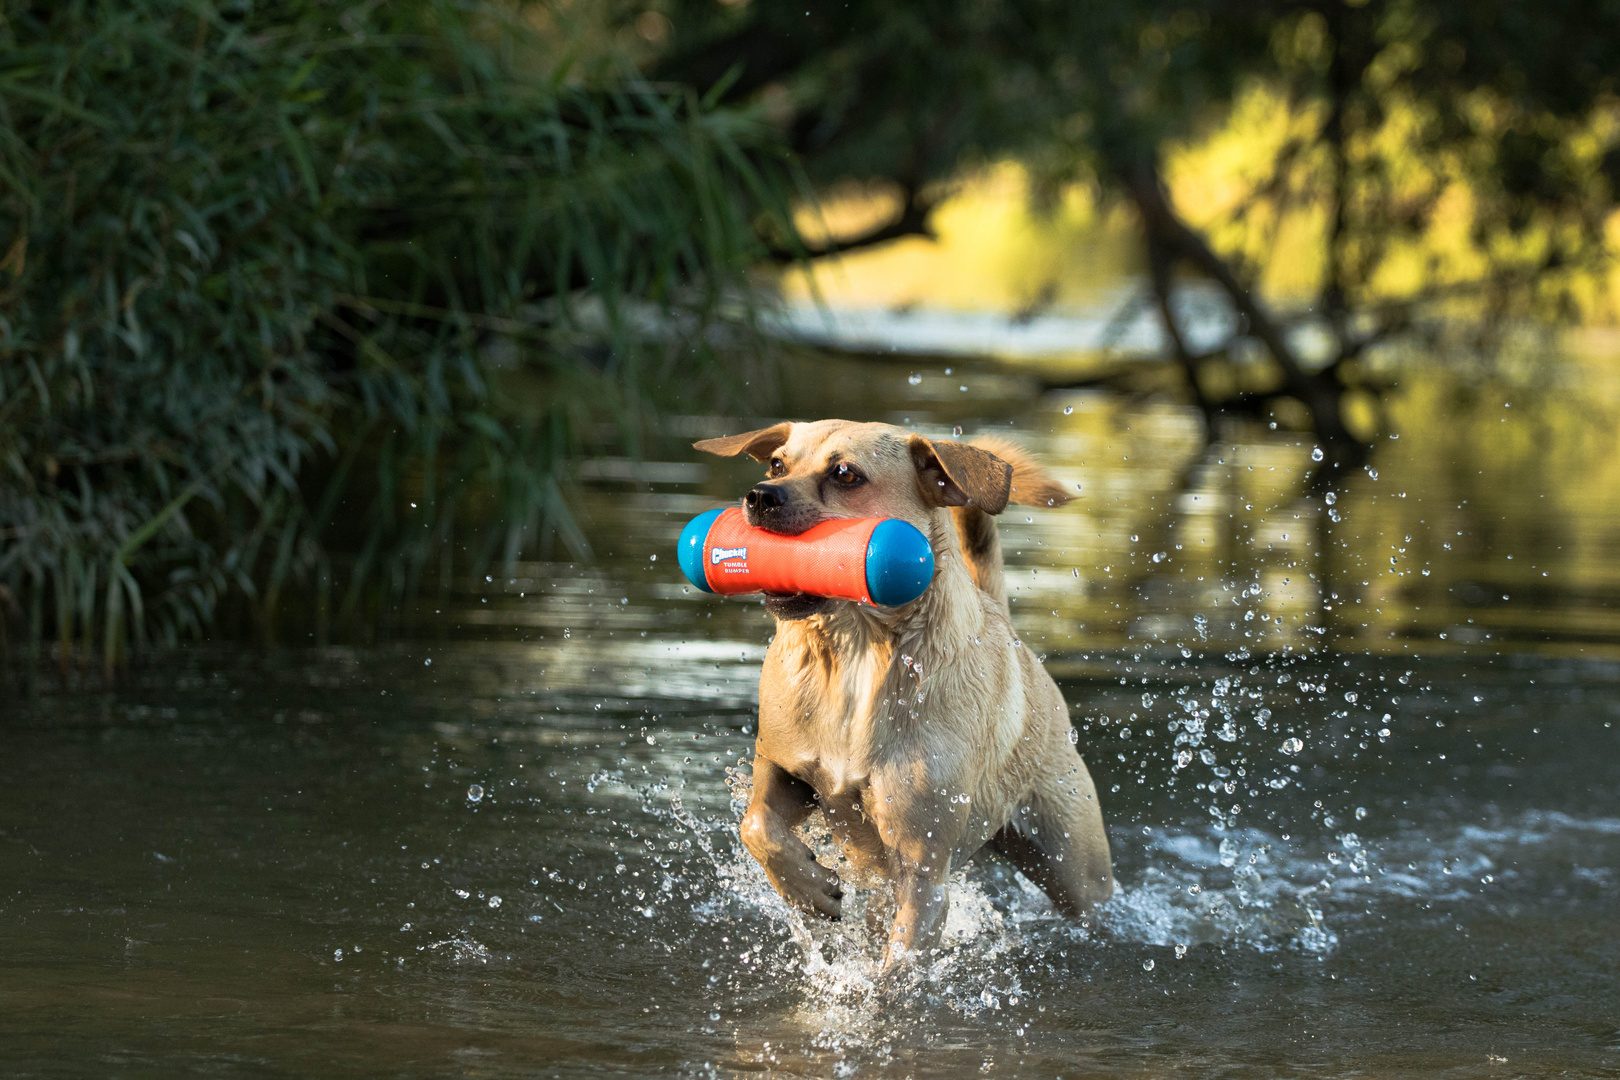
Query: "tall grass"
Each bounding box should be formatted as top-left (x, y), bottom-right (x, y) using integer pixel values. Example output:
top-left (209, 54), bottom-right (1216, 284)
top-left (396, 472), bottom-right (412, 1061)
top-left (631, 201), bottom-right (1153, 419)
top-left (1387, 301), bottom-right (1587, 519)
top-left (0, 0), bottom-right (799, 671)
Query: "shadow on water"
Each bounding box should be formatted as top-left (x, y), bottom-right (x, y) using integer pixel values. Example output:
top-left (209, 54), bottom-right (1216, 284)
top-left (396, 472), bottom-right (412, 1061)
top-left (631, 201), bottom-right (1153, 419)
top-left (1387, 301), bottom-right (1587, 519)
top-left (4, 348), bottom-right (1620, 1077)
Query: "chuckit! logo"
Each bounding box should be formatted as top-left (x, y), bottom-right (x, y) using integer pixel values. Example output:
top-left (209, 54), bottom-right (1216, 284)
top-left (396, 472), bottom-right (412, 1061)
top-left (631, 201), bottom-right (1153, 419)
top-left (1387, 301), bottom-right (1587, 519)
top-left (710, 545), bottom-right (747, 565)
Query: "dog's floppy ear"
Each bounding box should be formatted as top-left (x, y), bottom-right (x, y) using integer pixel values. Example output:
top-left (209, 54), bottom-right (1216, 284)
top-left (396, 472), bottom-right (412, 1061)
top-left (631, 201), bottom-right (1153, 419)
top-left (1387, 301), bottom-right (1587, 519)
top-left (692, 423), bottom-right (792, 462)
top-left (908, 435), bottom-right (1013, 514)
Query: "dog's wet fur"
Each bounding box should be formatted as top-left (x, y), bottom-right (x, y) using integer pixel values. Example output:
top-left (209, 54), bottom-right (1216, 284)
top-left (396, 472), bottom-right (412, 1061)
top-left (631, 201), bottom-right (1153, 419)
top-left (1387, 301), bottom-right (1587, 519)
top-left (695, 420), bottom-right (1113, 970)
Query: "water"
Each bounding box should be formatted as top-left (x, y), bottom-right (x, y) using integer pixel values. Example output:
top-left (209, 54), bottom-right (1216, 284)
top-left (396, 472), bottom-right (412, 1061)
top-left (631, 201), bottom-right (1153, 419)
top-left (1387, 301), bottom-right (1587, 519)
top-left (6, 646), bottom-right (1618, 1076)
top-left (5, 348), bottom-right (1620, 1077)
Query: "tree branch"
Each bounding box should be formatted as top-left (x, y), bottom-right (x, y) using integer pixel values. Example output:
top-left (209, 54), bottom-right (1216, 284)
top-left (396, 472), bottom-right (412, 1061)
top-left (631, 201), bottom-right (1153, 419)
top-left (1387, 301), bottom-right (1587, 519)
top-left (1119, 157), bottom-right (1365, 466)
top-left (765, 186), bottom-right (936, 264)
top-left (1146, 234), bottom-right (1217, 436)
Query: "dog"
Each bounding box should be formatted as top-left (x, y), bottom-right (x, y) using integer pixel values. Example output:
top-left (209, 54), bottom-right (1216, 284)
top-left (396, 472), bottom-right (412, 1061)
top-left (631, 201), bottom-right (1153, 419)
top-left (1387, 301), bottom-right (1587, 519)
top-left (694, 420), bottom-right (1112, 969)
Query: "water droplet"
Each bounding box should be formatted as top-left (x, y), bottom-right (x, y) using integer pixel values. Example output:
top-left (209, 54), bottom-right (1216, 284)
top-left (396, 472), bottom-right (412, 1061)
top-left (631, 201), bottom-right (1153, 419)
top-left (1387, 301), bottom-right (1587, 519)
top-left (1355, 806), bottom-right (1368, 820)
top-left (467, 784), bottom-right (485, 803)
top-left (1472, 695), bottom-right (1483, 703)
top-left (488, 895), bottom-right (502, 908)
top-left (423, 658), bottom-right (431, 666)
top-left (908, 372), bottom-right (922, 386)
top-left (333, 948), bottom-right (343, 961)
top-left (1311, 446), bottom-right (1324, 462)
top-left (1068, 728), bottom-right (1080, 745)
top-left (1378, 727), bottom-right (1391, 741)
top-left (1063, 406), bottom-right (1074, 414)
top-left (1142, 958), bottom-right (1155, 971)
top-left (1175, 749), bottom-right (1193, 769)
top-left (1174, 943), bottom-right (1188, 959)
top-left (952, 425), bottom-right (963, 437)
top-left (1188, 884), bottom-right (1201, 894)
top-left (1280, 737), bottom-right (1304, 755)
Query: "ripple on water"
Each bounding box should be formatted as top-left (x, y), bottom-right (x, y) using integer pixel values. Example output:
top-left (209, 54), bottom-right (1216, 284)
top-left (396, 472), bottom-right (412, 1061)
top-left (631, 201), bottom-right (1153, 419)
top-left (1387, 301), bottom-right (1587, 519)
top-left (625, 751), bottom-right (1620, 1071)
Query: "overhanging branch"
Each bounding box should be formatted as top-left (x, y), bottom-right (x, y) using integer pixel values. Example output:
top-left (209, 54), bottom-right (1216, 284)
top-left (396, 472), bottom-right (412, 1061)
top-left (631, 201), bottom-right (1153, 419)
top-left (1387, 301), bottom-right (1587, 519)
top-left (1119, 157), bottom-right (1364, 465)
top-left (766, 186), bottom-right (937, 264)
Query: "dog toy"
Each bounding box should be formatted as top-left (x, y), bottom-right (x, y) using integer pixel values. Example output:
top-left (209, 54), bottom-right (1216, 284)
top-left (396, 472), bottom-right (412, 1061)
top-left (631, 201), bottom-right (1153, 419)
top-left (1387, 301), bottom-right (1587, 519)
top-left (676, 507), bottom-right (934, 607)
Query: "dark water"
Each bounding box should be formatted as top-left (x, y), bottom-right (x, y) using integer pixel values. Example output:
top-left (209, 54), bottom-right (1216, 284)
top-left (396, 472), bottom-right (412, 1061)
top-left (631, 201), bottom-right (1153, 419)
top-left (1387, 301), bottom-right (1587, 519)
top-left (5, 350), bottom-right (1620, 1077)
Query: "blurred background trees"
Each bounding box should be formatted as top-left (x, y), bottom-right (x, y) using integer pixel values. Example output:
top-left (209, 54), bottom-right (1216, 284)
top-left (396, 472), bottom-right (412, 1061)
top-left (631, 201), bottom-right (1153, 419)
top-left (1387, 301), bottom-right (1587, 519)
top-left (0, 0), bottom-right (798, 666)
top-left (4, 0), bottom-right (1618, 665)
top-left (660, 0), bottom-right (1620, 468)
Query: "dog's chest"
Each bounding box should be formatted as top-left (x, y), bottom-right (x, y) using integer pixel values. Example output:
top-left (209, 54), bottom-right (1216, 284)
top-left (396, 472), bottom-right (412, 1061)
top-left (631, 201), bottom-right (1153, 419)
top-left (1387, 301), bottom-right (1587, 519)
top-left (767, 638), bottom-right (902, 798)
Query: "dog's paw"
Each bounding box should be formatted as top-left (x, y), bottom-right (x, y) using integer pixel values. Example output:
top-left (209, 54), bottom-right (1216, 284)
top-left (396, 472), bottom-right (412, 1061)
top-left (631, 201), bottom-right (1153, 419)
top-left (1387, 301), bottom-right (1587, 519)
top-left (784, 860), bottom-right (844, 920)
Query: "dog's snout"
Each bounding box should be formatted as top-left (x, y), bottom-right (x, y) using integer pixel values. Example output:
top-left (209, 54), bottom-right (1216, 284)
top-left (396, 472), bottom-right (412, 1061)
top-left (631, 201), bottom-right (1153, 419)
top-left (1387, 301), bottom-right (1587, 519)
top-left (745, 483), bottom-right (786, 514)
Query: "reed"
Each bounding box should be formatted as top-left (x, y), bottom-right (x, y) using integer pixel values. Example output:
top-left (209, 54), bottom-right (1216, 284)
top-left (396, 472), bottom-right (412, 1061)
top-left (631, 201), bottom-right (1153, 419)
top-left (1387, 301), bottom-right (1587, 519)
top-left (0, 0), bottom-right (799, 670)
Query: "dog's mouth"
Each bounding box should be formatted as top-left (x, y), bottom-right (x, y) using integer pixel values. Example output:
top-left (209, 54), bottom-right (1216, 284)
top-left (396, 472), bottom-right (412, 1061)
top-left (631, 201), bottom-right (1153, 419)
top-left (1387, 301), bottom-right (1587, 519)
top-left (743, 500), bottom-right (832, 537)
top-left (746, 515), bottom-right (826, 537)
top-left (763, 592), bottom-right (835, 620)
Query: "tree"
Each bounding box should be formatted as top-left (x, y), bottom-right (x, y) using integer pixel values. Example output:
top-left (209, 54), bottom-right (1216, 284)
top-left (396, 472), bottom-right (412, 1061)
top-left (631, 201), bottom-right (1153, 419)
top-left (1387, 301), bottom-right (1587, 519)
top-left (658, 0), bottom-right (1620, 475)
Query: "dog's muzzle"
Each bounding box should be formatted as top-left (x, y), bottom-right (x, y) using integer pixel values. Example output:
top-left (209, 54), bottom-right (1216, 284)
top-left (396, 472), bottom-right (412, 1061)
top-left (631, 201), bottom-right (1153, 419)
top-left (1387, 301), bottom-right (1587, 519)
top-left (743, 483), bottom-right (823, 535)
top-left (742, 485), bottom-right (837, 617)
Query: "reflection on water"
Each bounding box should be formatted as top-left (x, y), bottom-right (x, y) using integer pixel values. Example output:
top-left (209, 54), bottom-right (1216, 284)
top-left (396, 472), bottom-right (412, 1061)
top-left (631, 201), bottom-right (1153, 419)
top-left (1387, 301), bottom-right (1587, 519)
top-left (426, 346), bottom-right (1620, 659)
top-left (5, 347), bottom-right (1620, 1077)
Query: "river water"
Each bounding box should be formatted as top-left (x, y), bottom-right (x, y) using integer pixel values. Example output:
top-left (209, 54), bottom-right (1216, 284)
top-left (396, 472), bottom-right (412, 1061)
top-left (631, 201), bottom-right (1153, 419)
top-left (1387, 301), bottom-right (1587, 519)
top-left (4, 347), bottom-right (1620, 1077)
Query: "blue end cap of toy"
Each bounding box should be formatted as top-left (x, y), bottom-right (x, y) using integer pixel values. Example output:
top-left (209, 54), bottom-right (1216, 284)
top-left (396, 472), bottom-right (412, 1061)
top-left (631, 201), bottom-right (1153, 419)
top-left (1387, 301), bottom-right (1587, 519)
top-left (865, 519), bottom-right (934, 607)
top-left (677, 508), bottom-right (723, 593)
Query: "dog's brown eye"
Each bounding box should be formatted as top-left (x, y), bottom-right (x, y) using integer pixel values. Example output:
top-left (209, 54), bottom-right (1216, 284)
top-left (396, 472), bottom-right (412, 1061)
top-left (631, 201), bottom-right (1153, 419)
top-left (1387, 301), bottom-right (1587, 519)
top-left (768, 458), bottom-right (786, 478)
top-left (832, 463), bottom-right (864, 486)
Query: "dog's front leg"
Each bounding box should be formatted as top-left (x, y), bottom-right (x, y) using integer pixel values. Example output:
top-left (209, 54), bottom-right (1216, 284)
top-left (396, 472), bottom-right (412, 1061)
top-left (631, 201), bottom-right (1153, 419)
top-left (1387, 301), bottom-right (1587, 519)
top-left (740, 756), bottom-right (843, 919)
top-left (880, 839), bottom-right (955, 971)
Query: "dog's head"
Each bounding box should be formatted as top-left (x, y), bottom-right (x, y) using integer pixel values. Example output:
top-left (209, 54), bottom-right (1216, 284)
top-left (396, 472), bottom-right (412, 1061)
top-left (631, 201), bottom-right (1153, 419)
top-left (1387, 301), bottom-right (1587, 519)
top-left (694, 420), bottom-right (1015, 618)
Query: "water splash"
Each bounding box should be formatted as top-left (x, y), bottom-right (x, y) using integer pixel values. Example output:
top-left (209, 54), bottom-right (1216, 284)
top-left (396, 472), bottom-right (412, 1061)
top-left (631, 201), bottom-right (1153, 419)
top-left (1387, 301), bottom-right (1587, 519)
top-left (649, 767), bottom-right (1348, 1035)
top-left (1102, 826), bottom-right (1337, 956)
top-left (426, 934), bottom-right (490, 963)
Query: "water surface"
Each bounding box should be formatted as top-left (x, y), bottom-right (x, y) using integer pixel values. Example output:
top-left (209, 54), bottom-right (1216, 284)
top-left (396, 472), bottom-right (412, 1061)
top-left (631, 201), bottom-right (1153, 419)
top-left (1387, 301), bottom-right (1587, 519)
top-left (4, 348), bottom-right (1620, 1078)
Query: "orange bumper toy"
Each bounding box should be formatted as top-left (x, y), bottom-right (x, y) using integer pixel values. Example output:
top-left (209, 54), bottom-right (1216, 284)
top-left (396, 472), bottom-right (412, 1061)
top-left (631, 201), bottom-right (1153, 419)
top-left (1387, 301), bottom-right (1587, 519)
top-left (676, 507), bottom-right (934, 607)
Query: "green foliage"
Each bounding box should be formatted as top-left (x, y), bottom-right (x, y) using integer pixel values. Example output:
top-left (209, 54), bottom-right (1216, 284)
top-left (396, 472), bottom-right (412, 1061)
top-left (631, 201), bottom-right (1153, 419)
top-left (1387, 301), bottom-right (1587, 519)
top-left (658, 0), bottom-right (1620, 458)
top-left (0, 0), bottom-right (798, 666)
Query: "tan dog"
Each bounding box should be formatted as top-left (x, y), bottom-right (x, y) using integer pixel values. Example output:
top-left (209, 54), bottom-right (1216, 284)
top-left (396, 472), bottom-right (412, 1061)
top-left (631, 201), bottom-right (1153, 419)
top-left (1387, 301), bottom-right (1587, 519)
top-left (695, 420), bottom-right (1112, 969)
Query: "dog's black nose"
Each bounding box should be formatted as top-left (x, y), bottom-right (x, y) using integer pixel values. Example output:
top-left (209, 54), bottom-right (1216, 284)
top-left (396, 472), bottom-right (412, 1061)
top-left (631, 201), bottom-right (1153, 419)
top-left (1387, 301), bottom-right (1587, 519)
top-left (745, 484), bottom-right (785, 513)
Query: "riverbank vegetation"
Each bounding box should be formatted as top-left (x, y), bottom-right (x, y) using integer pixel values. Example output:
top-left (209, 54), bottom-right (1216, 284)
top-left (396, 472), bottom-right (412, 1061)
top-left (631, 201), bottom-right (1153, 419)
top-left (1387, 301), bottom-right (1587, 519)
top-left (4, 0), bottom-right (1617, 668)
top-left (0, 0), bottom-right (798, 668)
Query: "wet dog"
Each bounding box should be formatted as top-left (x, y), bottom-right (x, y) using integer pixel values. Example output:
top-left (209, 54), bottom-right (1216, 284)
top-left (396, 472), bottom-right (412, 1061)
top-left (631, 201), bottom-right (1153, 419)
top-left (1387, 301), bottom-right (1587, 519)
top-left (695, 420), bottom-right (1112, 968)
